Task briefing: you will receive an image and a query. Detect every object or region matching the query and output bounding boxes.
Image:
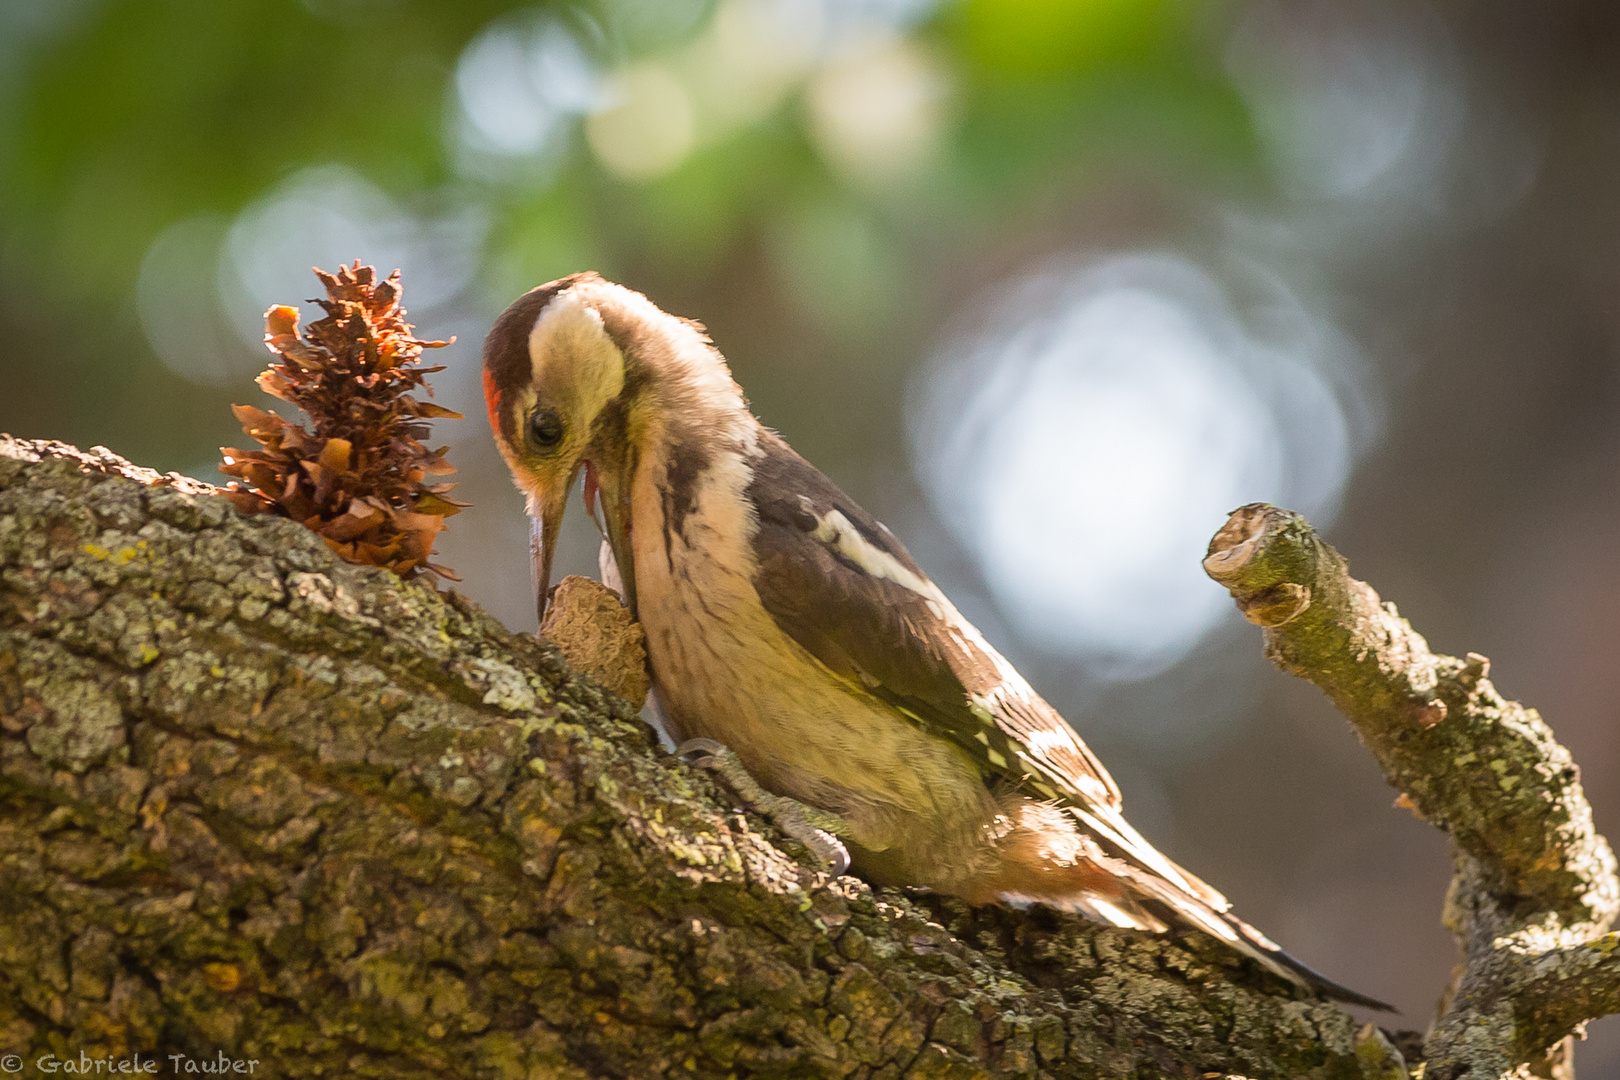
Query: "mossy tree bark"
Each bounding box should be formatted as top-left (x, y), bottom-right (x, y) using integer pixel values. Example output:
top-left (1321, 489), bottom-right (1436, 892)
top-left (0, 440), bottom-right (1611, 1079)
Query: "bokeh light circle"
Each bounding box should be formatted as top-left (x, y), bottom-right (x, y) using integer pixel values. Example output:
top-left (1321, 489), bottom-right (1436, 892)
top-left (908, 253), bottom-right (1376, 678)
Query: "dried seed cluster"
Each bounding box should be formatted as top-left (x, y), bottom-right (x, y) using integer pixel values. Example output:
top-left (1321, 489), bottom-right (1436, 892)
top-left (220, 262), bottom-right (465, 580)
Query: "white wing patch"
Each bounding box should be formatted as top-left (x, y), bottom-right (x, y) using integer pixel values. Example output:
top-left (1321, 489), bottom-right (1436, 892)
top-left (1019, 727), bottom-right (1076, 755)
top-left (801, 495), bottom-right (1122, 809)
top-left (805, 503), bottom-right (947, 617)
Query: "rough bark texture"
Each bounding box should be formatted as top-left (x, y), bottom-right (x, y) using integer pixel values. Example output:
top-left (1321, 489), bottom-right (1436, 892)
top-left (0, 441), bottom-right (1604, 1080)
top-left (1204, 503), bottom-right (1620, 1080)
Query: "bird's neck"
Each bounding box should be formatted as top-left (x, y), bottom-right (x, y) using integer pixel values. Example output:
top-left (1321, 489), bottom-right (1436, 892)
top-left (623, 333), bottom-right (758, 493)
top-left (633, 393), bottom-right (758, 507)
top-left (620, 378), bottom-right (760, 581)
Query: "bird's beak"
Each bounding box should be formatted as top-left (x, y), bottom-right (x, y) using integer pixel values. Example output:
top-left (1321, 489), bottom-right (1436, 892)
top-left (528, 468), bottom-right (575, 626)
top-left (584, 458), bottom-right (637, 618)
top-left (530, 453), bottom-right (637, 627)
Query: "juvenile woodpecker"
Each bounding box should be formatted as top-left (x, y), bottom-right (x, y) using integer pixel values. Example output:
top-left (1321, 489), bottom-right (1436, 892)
top-left (483, 273), bottom-right (1386, 1009)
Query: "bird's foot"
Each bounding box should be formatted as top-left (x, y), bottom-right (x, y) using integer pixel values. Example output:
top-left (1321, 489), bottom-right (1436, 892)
top-left (675, 738), bottom-right (852, 876)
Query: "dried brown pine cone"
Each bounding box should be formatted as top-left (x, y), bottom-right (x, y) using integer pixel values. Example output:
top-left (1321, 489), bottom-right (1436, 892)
top-left (220, 262), bottom-right (466, 580)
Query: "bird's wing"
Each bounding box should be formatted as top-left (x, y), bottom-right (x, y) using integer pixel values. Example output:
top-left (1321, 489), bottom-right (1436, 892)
top-left (743, 430), bottom-right (1122, 811)
top-left (741, 433), bottom-right (1395, 1010)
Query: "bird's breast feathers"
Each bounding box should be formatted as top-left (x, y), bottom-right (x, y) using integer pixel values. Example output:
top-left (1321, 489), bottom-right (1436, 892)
top-left (630, 419), bottom-right (1123, 814)
top-left (628, 421), bottom-right (983, 832)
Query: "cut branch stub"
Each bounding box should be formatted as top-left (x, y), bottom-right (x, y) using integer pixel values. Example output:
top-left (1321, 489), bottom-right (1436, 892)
top-left (1203, 504), bottom-right (1322, 626)
top-left (1203, 503), bottom-right (1614, 916)
top-left (1205, 502), bottom-right (1620, 1080)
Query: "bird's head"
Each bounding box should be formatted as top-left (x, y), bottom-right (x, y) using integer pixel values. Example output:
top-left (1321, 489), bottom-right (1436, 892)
top-left (482, 272), bottom-right (745, 623)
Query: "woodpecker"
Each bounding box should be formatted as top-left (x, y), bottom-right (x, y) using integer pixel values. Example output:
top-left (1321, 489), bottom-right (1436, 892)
top-left (483, 272), bottom-right (1388, 1010)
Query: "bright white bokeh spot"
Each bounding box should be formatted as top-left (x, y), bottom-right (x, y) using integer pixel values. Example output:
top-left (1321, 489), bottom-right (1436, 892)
top-left (909, 254), bottom-right (1373, 678)
top-left (806, 35), bottom-right (950, 189)
top-left (217, 165), bottom-right (485, 352)
top-left (970, 293), bottom-right (1279, 658)
top-left (681, 0), bottom-right (826, 131)
top-left (454, 12), bottom-right (601, 159)
top-left (585, 64), bottom-right (698, 181)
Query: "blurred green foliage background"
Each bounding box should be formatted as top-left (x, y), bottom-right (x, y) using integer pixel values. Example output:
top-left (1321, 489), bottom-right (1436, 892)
top-left (1, 0), bottom-right (1253, 465)
top-left (5, 0), bottom-right (1620, 1064)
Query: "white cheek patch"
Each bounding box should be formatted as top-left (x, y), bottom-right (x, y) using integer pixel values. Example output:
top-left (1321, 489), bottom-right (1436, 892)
top-left (528, 290), bottom-right (626, 424)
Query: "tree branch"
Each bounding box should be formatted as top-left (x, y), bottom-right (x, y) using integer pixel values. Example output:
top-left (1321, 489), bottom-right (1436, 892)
top-left (6, 444), bottom-right (1612, 1079)
top-left (1, 439), bottom-right (1415, 1079)
top-left (1512, 933), bottom-right (1620, 1061)
top-left (1205, 503), bottom-right (1620, 1080)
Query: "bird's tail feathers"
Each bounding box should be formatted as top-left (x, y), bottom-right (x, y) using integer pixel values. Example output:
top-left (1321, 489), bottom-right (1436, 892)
top-left (1068, 803), bottom-right (1231, 912)
top-left (1060, 805), bottom-right (1394, 1012)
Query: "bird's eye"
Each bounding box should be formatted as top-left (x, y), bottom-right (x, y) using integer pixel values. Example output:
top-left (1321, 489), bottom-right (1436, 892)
top-left (528, 408), bottom-right (565, 449)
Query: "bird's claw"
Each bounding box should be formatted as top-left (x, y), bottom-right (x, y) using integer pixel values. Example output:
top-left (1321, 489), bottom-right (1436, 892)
top-left (674, 737), bottom-right (725, 767)
top-left (799, 827), bottom-right (850, 876)
top-left (673, 737), bottom-right (851, 876)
